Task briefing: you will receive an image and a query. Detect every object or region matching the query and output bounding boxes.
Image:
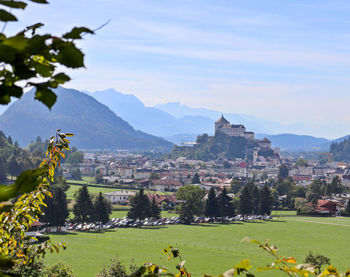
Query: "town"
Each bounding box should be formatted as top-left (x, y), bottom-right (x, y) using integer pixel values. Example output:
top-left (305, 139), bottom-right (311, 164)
top-left (61, 117), bottom-right (350, 217)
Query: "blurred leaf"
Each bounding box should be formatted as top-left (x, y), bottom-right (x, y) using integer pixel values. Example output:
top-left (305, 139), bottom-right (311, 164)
top-left (56, 44), bottom-right (84, 68)
top-left (63, 26), bottom-right (94, 39)
top-left (0, 9), bottom-right (17, 21)
top-left (0, 1), bottom-right (27, 9)
top-left (53, 72), bottom-right (70, 84)
top-left (283, 257), bottom-right (296, 264)
top-left (35, 87), bottom-right (57, 109)
top-left (29, 0), bottom-right (48, 3)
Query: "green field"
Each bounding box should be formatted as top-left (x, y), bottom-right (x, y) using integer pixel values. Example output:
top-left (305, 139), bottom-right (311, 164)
top-left (66, 184), bottom-right (171, 200)
top-left (45, 216), bottom-right (350, 276)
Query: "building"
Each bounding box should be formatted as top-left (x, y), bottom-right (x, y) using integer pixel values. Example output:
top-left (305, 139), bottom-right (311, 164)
top-left (103, 190), bottom-right (136, 204)
top-left (215, 115), bottom-right (255, 140)
top-left (149, 179), bottom-right (182, 192)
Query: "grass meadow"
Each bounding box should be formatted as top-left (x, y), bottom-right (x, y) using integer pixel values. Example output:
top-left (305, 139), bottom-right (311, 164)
top-left (45, 216), bottom-right (350, 277)
top-left (66, 183), bottom-right (171, 200)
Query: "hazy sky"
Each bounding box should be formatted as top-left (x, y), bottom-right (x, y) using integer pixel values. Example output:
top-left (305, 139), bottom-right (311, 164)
top-left (6, 0), bottom-right (350, 138)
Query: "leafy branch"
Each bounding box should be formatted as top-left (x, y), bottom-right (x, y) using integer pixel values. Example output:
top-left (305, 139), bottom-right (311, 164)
top-left (0, 0), bottom-right (94, 109)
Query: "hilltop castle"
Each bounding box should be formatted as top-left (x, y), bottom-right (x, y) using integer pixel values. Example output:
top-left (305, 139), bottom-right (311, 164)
top-left (215, 115), bottom-right (255, 140)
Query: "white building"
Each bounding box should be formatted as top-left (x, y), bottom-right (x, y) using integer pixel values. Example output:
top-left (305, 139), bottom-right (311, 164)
top-left (103, 190), bottom-right (136, 204)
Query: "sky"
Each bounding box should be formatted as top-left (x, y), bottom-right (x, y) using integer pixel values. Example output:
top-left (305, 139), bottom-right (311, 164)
top-left (5, 0), bottom-right (350, 139)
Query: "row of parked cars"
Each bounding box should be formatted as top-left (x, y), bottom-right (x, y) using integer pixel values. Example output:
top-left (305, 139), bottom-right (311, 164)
top-left (65, 214), bottom-right (273, 231)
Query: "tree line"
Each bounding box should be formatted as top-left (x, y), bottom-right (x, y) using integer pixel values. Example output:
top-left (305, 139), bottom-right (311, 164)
top-left (41, 183), bottom-right (113, 227)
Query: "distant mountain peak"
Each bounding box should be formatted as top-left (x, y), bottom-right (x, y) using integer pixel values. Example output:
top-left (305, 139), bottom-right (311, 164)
top-left (0, 86), bottom-right (172, 152)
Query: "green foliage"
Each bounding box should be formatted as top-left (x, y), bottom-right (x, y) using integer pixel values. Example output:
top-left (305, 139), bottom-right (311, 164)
top-left (239, 185), bottom-right (251, 216)
top-left (258, 185), bottom-right (272, 215)
top-left (65, 148), bottom-right (84, 165)
top-left (296, 158), bottom-right (308, 167)
top-left (73, 185), bottom-right (94, 222)
top-left (171, 132), bottom-right (271, 161)
top-left (0, 0), bottom-right (93, 109)
top-left (217, 187), bottom-right (235, 219)
top-left (0, 131), bottom-right (72, 274)
top-left (177, 185), bottom-right (205, 224)
top-left (204, 187), bottom-right (218, 217)
top-left (330, 138), bottom-right (350, 161)
top-left (127, 188), bottom-right (151, 220)
top-left (191, 172), bottom-right (200, 184)
top-left (230, 179), bottom-right (245, 194)
top-left (93, 192), bottom-right (112, 224)
top-left (150, 198), bottom-right (161, 220)
top-left (149, 172), bottom-right (160, 180)
top-left (304, 251), bottom-right (331, 274)
top-left (71, 168), bottom-right (82, 180)
top-left (41, 185), bottom-right (69, 227)
top-left (97, 259), bottom-right (128, 277)
top-left (277, 164), bottom-right (289, 180)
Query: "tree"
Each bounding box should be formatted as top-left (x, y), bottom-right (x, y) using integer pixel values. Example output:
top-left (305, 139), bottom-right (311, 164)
top-left (0, 157), bottom-right (7, 183)
top-left (73, 185), bottom-right (94, 222)
top-left (7, 136), bottom-right (12, 145)
top-left (296, 158), bottom-right (308, 167)
top-left (329, 176), bottom-right (344, 194)
top-left (149, 172), bottom-right (160, 180)
top-left (191, 173), bottom-right (200, 184)
top-left (230, 179), bottom-right (244, 194)
top-left (53, 175), bottom-right (70, 192)
top-left (72, 168), bottom-right (82, 180)
top-left (52, 184), bottom-right (69, 226)
top-left (177, 185), bottom-right (205, 224)
top-left (204, 187), bottom-right (218, 218)
top-left (93, 192), bottom-right (112, 224)
top-left (217, 187), bottom-right (235, 220)
top-left (278, 164), bottom-right (289, 180)
top-left (127, 188), bottom-right (151, 220)
top-left (259, 185), bottom-right (272, 215)
top-left (248, 183), bottom-right (259, 214)
top-left (304, 251), bottom-right (331, 274)
top-left (42, 186), bottom-right (69, 228)
top-left (97, 259), bottom-right (128, 277)
top-left (150, 198), bottom-right (161, 220)
top-left (0, 0), bottom-right (92, 270)
top-left (8, 155), bottom-right (21, 179)
top-left (239, 185), bottom-right (251, 218)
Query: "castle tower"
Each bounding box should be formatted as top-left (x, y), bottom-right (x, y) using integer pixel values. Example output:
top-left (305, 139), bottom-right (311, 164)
top-left (215, 115), bottom-right (230, 132)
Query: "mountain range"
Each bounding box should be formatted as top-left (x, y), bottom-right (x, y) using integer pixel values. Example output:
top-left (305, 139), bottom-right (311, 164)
top-left (0, 87), bottom-right (173, 152)
top-left (89, 89), bottom-right (349, 152)
top-left (0, 87), bottom-right (348, 152)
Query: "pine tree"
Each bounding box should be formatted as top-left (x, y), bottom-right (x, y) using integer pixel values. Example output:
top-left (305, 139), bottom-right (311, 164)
top-left (249, 183), bottom-right (260, 214)
top-left (191, 173), bottom-right (200, 184)
top-left (127, 188), bottom-right (151, 220)
top-left (150, 198), bottom-right (161, 219)
top-left (7, 136), bottom-right (12, 145)
top-left (204, 187), bottom-right (218, 218)
top-left (93, 192), bottom-right (112, 224)
top-left (217, 187), bottom-right (235, 221)
top-left (73, 185), bottom-right (94, 222)
top-left (239, 185), bottom-right (252, 219)
top-left (259, 185), bottom-right (272, 215)
top-left (42, 186), bottom-right (69, 228)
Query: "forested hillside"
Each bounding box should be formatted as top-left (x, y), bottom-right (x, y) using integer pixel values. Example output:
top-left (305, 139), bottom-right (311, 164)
top-left (0, 87), bottom-right (173, 152)
top-left (170, 132), bottom-right (274, 161)
top-left (0, 131), bottom-right (43, 183)
top-left (330, 137), bottom-right (350, 161)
